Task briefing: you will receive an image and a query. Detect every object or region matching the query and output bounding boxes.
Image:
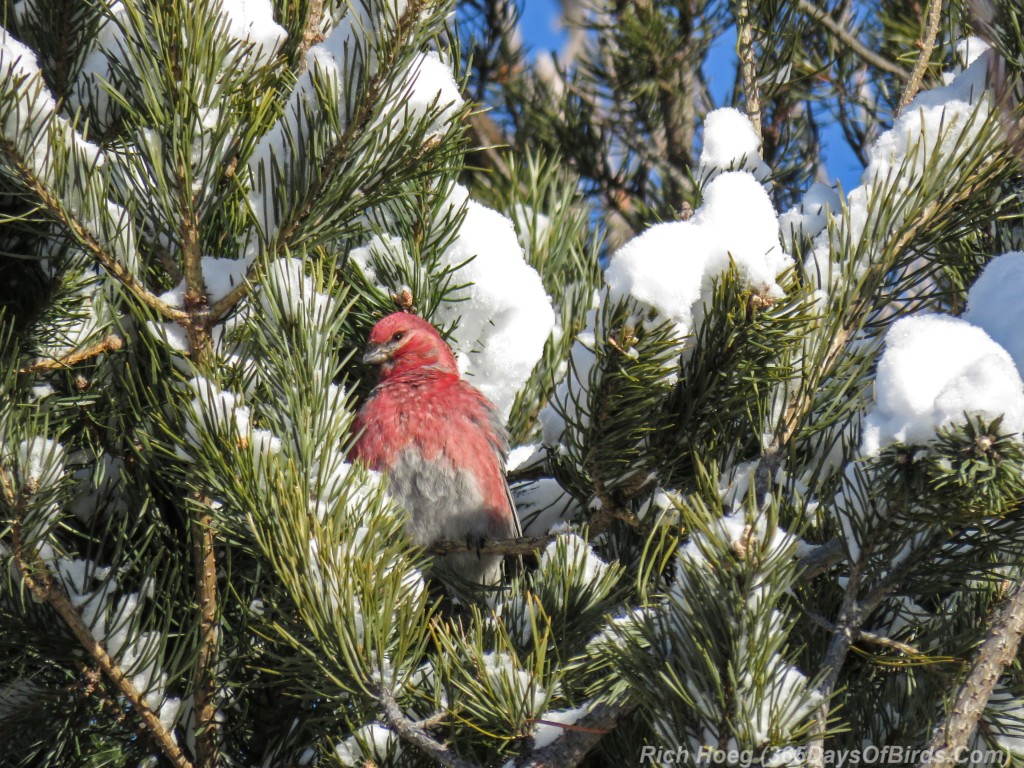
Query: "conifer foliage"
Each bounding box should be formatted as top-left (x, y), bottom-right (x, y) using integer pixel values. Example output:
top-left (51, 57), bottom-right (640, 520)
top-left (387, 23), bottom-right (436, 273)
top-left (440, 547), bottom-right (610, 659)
top-left (2, 0), bottom-right (1024, 766)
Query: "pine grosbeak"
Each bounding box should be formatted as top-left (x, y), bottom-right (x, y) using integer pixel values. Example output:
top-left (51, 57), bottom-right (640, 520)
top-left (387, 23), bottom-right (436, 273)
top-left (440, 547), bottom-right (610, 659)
top-left (350, 312), bottom-right (521, 585)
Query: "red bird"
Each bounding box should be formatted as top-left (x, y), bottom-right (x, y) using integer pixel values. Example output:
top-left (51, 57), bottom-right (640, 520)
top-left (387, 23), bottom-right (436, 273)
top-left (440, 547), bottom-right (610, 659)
top-left (349, 312), bottom-right (521, 585)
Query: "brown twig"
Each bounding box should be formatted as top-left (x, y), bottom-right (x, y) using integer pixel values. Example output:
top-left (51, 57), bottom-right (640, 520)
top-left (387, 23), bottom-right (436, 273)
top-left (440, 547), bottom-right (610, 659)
top-left (897, 0), bottom-right (944, 113)
top-left (805, 612), bottom-right (923, 657)
top-left (190, 500), bottom-right (219, 766)
top-left (427, 534), bottom-right (557, 556)
top-left (19, 334), bottom-right (124, 374)
top-left (918, 581), bottom-right (1024, 767)
top-left (796, 0), bottom-right (910, 79)
top-left (175, 97), bottom-right (220, 758)
top-left (3, 471), bottom-right (193, 768)
top-left (591, 499), bottom-right (645, 532)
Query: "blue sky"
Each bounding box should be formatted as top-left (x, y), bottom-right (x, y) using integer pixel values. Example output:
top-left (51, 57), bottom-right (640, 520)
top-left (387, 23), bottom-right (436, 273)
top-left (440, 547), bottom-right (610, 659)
top-left (515, 0), bottom-right (866, 192)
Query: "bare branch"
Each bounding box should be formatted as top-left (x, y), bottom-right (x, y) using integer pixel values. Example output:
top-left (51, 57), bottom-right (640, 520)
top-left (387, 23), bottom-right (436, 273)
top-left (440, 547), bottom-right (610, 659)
top-left (796, 0), bottom-right (911, 79)
top-left (918, 581), bottom-right (1024, 767)
top-left (19, 334), bottom-right (124, 374)
top-left (734, 0), bottom-right (763, 142)
top-left (897, 0), bottom-right (944, 113)
top-left (805, 611), bottom-right (924, 657)
top-left (377, 687), bottom-right (481, 768)
top-left (189, 506), bottom-right (219, 764)
top-left (427, 534), bottom-right (556, 556)
top-left (297, 0), bottom-right (325, 72)
top-left (516, 703), bottom-right (635, 768)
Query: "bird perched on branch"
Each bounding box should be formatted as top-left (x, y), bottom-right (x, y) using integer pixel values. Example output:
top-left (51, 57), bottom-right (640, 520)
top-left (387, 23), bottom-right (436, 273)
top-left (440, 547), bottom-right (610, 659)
top-left (349, 312), bottom-right (521, 586)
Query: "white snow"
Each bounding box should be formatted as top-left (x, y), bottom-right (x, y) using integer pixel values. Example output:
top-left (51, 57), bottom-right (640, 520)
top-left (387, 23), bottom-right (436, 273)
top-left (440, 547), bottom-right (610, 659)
top-left (985, 685), bottom-right (1024, 756)
top-left (532, 706), bottom-right (589, 749)
top-left (778, 182), bottom-right (841, 252)
top-left (258, 258), bottom-right (333, 326)
top-left (431, 185), bottom-right (556, 418)
top-left (605, 171), bottom-right (790, 340)
top-left (860, 314), bottom-right (1024, 457)
top-left (16, 436), bottom-right (65, 490)
top-left (539, 326), bottom-right (598, 446)
top-left (145, 320), bottom-right (190, 355)
top-left (217, 0), bottom-right (288, 64)
top-left (506, 443), bottom-right (545, 473)
top-left (334, 724), bottom-right (400, 766)
top-left (347, 233), bottom-right (409, 288)
top-left (739, 659), bottom-right (823, 744)
top-left (158, 256), bottom-right (253, 307)
top-left (480, 651), bottom-right (548, 713)
top-left (804, 49), bottom-right (992, 290)
top-left (187, 377), bottom-right (252, 443)
top-left (539, 532), bottom-right (611, 587)
top-left (511, 203), bottom-right (553, 250)
top-left (964, 252), bottom-right (1024, 376)
top-left (698, 108), bottom-right (769, 181)
top-left (67, 1), bottom-right (129, 122)
top-left (0, 26), bottom-right (57, 145)
top-left (513, 478), bottom-right (580, 536)
top-left (955, 36), bottom-right (990, 70)
top-left (392, 51), bottom-right (464, 136)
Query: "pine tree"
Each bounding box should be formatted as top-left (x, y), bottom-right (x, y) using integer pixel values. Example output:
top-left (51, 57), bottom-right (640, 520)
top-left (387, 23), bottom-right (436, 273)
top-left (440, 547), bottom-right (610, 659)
top-left (2, 0), bottom-right (1024, 766)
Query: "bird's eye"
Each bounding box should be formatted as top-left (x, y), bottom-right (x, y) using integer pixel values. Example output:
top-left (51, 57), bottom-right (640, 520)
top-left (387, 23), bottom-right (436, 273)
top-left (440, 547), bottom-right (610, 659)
top-left (391, 331), bottom-right (405, 343)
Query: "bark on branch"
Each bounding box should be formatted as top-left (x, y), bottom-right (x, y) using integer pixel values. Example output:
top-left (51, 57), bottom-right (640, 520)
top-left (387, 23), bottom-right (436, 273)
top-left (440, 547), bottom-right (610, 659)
top-left (19, 334), bottom-right (124, 374)
top-left (2, 471), bottom-right (193, 768)
top-left (918, 581), bottom-right (1024, 767)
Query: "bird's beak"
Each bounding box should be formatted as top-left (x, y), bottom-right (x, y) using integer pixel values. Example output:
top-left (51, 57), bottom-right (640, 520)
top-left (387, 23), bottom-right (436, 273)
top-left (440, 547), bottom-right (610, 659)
top-left (362, 342), bottom-right (391, 366)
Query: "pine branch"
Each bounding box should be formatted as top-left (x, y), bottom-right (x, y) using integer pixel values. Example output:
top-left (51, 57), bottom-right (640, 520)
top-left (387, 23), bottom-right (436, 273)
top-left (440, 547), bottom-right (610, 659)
top-left (378, 689), bottom-right (634, 768)
top-left (919, 580), bottom-right (1024, 767)
top-left (806, 525), bottom-right (955, 767)
top-left (897, 0), bottom-right (944, 113)
top-left (206, 0), bottom-right (431, 323)
top-left (180, 165), bottom-right (211, 362)
top-left (0, 144), bottom-right (188, 322)
top-left (18, 333), bottom-right (124, 373)
top-left (2, 469), bottom-right (193, 768)
top-left (796, 0), bottom-right (911, 78)
top-left (772, 173), bottom-right (989, 455)
top-left (175, 53), bottom-right (220, 761)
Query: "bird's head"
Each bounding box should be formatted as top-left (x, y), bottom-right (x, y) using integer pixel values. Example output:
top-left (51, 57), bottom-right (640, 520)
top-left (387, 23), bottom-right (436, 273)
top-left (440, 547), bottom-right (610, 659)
top-left (362, 312), bottom-right (459, 378)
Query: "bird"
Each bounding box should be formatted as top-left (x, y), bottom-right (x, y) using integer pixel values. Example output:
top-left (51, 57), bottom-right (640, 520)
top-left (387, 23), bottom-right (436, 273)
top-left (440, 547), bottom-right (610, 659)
top-left (349, 311), bottom-right (521, 586)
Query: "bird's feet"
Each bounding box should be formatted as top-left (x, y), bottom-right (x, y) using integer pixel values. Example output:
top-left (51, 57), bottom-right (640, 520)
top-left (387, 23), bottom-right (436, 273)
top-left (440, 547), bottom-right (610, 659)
top-left (466, 534), bottom-right (487, 560)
